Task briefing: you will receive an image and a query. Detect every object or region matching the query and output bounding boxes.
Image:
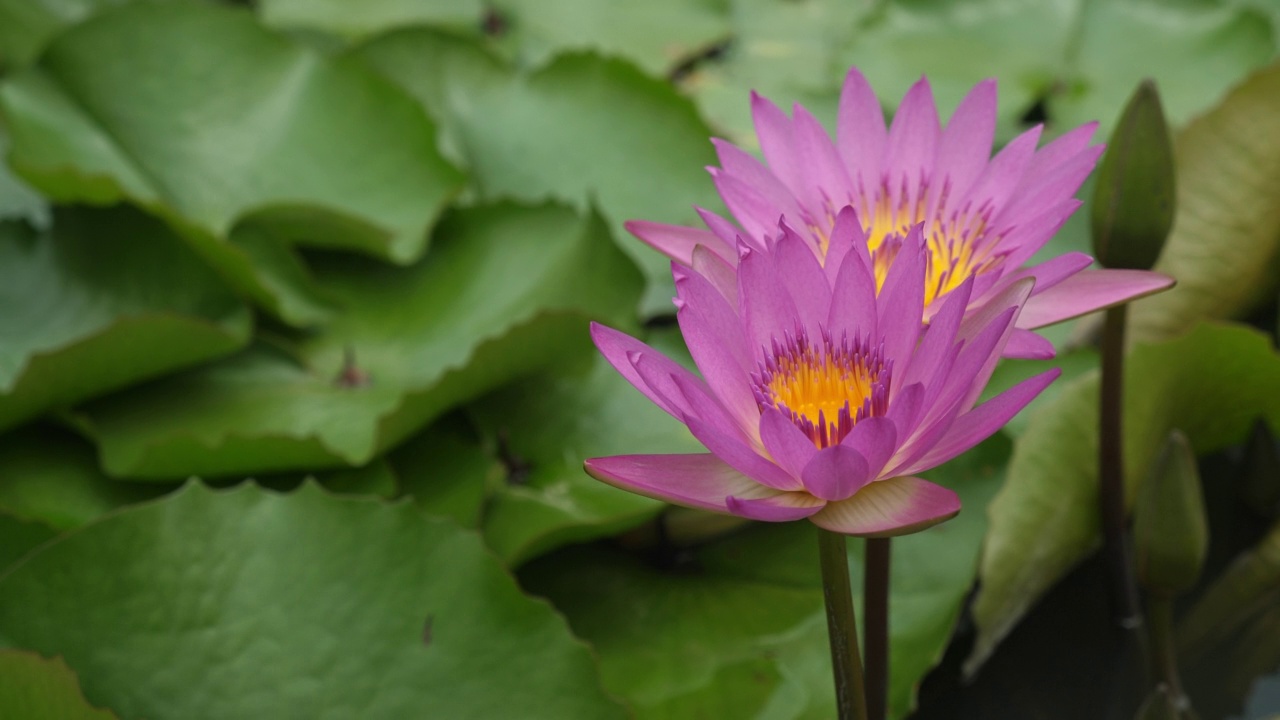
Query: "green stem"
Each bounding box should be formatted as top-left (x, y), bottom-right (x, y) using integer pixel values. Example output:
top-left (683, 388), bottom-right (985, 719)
top-left (1100, 305), bottom-right (1143, 627)
top-left (818, 527), bottom-right (869, 720)
top-left (864, 538), bottom-right (890, 720)
top-left (1147, 596), bottom-right (1185, 702)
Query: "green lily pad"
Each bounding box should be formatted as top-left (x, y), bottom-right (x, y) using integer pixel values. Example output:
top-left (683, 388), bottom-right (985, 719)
top-left (523, 435), bottom-right (1010, 719)
top-left (1, 1), bottom-right (465, 323)
top-left (0, 207), bottom-right (251, 432)
top-left (970, 323), bottom-right (1280, 674)
top-left (0, 651), bottom-right (118, 720)
top-left (353, 31), bottom-right (722, 316)
top-left (258, 0), bottom-right (484, 40)
top-left (0, 481), bottom-right (626, 719)
top-left (74, 201), bottom-right (643, 479)
top-left (0, 426), bottom-right (167, 531)
top-left (1128, 60), bottom-right (1280, 343)
top-left (392, 414), bottom-right (501, 529)
top-left (467, 327), bottom-right (704, 565)
top-left (0, 513), bottom-right (56, 575)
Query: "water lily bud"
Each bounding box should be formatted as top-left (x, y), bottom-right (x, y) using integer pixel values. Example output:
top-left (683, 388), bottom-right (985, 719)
top-left (1240, 418), bottom-right (1280, 518)
top-left (1135, 430), bottom-right (1208, 596)
top-left (1092, 79), bottom-right (1176, 270)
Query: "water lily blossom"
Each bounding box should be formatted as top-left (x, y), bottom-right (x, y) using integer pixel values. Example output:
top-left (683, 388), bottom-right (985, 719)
top-left (586, 219), bottom-right (1059, 535)
top-left (626, 69), bottom-right (1174, 359)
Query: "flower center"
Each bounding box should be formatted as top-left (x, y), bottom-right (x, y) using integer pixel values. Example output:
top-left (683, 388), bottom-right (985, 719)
top-left (752, 330), bottom-right (890, 448)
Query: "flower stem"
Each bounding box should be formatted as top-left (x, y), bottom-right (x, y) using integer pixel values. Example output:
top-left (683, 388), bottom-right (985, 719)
top-left (1147, 595), bottom-right (1186, 703)
top-left (1099, 305), bottom-right (1143, 628)
top-left (817, 527), bottom-right (868, 720)
top-left (864, 537), bottom-right (890, 720)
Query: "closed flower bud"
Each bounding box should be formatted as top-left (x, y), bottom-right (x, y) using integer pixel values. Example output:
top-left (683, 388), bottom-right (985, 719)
top-left (1092, 79), bottom-right (1176, 270)
top-left (1135, 430), bottom-right (1208, 596)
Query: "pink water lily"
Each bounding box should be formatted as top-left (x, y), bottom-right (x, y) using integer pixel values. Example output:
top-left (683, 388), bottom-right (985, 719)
top-left (627, 69), bottom-right (1173, 359)
top-left (586, 220), bottom-right (1058, 536)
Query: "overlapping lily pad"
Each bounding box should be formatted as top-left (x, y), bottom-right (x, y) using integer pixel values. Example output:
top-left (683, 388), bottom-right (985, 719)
top-left (970, 323), bottom-right (1280, 674)
top-left (353, 31), bottom-right (722, 315)
top-left (523, 436), bottom-right (1010, 719)
top-left (0, 207), bottom-right (251, 432)
top-left (0, 651), bottom-right (118, 720)
top-left (0, 482), bottom-right (626, 719)
top-left (74, 201), bottom-right (642, 479)
top-left (0, 1), bottom-right (465, 324)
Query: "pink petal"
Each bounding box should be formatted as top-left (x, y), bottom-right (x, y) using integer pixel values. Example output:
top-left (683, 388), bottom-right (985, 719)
top-left (902, 276), bottom-right (973, 390)
top-left (801, 444), bottom-right (872, 501)
top-left (625, 220), bottom-right (733, 266)
top-left (697, 206), bottom-right (749, 259)
top-left (775, 222), bottom-right (833, 337)
top-left (958, 125), bottom-right (1042, 216)
top-left (886, 382), bottom-right (926, 443)
top-left (837, 67), bottom-right (888, 192)
top-left (827, 238), bottom-right (879, 342)
top-left (739, 243), bottom-right (803, 361)
top-left (899, 368), bottom-right (1061, 475)
top-left (1016, 269), bottom-right (1175, 329)
top-left (675, 305), bottom-right (759, 437)
top-left (792, 104), bottom-right (853, 209)
top-left (727, 492), bottom-right (826, 521)
top-left (1001, 251), bottom-right (1094, 294)
top-left (712, 169), bottom-right (791, 241)
top-left (822, 205), bottom-right (869, 284)
top-left (1002, 328), bottom-right (1056, 359)
top-left (935, 78), bottom-right (997, 202)
top-left (585, 453), bottom-right (787, 513)
top-left (686, 416), bottom-right (802, 491)
top-left (690, 244), bottom-right (739, 309)
top-left (875, 226), bottom-right (927, 363)
top-left (752, 92), bottom-right (805, 197)
top-left (808, 476), bottom-right (961, 537)
top-left (712, 138), bottom-right (807, 224)
top-left (759, 408), bottom-right (820, 479)
top-left (840, 416), bottom-right (898, 480)
top-left (885, 77), bottom-right (941, 191)
top-left (592, 323), bottom-right (703, 421)
top-left (1023, 121), bottom-right (1098, 182)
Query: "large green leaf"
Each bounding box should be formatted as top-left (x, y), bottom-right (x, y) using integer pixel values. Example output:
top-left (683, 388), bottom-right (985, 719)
top-left (0, 481), bottom-right (626, 719)
top-left (1129, 60), bottom-right (1280, 343)
top-left (488, 0), bottom-right (731, 77)
top-left (353, 31), bottom-right (722, 316)
top-left (969, 323), bottom-right (1280, 674)
top-left (0, 513), bottom-right (56, 575)
top-left (0, 0), bottom-right (156, 71)
top-left (74, 201), bottom-right (643, 478)
top-left (0, 2), bottom-right (465, 323)
top-left (523, 435), bottom-right (1010, 719)
top-left (0, 207), bottom-right (251, 432)
top-left (258, 0), bottom-right (484, 39)
top-left (465, 328), bottom-right (704, 565)
top-left (0, 651), bottom-right (118, 720)
top-left (0, 427), bottom-right (165, 531)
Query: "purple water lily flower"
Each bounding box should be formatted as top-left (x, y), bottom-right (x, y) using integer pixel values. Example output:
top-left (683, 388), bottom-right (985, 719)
top-left (586, 219), bottom-right (1058, 536)
top-left (626, 69), bottom-right (1173, 359)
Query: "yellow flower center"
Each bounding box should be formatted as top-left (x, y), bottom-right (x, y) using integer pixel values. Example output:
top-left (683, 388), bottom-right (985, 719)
top-left (753, 331), bottom-right (889, 448)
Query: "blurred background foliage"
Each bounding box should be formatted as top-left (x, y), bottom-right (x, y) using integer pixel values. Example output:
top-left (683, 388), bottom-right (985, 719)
top-left (0, 0), bottom-right (1278, 718)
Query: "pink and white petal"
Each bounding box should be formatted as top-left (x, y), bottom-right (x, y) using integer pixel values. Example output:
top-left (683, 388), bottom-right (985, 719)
top-left (625, 220), bottom-right (733, 266)
top-left (839, 416), bottom-right (898, 480)
top-left (875, 227), bottom-right (927, 364)
top-left (776, 223), bottom-right (833, 335)
top-left (801, 445), bottom-right (872, 501)
top-left (690, 244), bottom-right (740, 309)
top-left (837, 67), bottom-right (888, 190)
top-left (759, 408), bottom-right (820, 479)
top-left (585, 453), bottom-right (780, 514)
top-left (809, 476), bottom-right (961, 537)
top-left (739, 244), bottom-right (804, 361)
top-left (686, 416), bottom-right (802, 491)
top-left (898, 369), bottom-right (1061, 476)
top-left (727, 492), bottom-right (826, 521)
top-left (793, 105), bottom-right (854, 207)
top-left (591, 322), bottom-right (705, 421)
top-left (752, 92), bottom-right (806, 196)
top-left (935, 78), bottom-right (997, 202)
top-left (1016, 269), bottom-right (1175, 329)
top-left (1002, 328), bottom-right (1056, 359)
top-left (885, 77), bottom-right (941, 192)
